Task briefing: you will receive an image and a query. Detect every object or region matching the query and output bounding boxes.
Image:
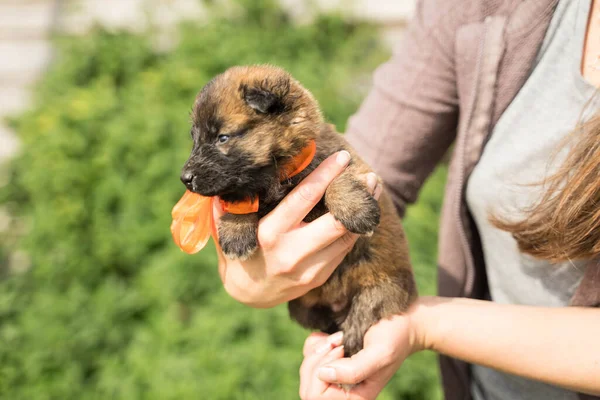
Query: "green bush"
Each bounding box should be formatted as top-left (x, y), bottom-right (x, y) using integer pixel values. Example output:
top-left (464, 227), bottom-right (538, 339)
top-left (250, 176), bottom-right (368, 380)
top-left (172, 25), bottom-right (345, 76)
top-left (0, 1), bottom-right (444, 398)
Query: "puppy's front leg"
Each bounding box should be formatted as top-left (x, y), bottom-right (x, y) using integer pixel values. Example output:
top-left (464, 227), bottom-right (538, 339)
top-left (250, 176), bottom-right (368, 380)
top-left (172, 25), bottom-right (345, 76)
top-left (324, 172), bottom-right (380, 235)
top-left (218, 213), bottom-right (259, 260)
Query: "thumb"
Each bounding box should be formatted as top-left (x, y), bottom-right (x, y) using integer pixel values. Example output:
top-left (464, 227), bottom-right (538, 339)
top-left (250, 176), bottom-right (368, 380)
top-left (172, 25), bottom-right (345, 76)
top-left (211, 198), bottom-right (225, 258)
top-left (212, 196), bottom-right (226, 221)
top-left (211, 197), bottom-right (225, 239)
top-left (317, 345), bottom-right (387, 385)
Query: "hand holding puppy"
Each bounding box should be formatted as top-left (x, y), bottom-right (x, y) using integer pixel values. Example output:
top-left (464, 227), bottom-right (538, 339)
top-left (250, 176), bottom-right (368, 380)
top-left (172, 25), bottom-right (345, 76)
top-left (213, 151), bottom-right (381, 309)
top-left (299, 312), bottom-right (419, 400)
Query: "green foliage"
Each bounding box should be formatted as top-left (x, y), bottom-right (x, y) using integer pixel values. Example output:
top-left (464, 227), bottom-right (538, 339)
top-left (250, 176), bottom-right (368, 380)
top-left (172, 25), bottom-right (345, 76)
top-left (0, 1), bottom-right (444, 398)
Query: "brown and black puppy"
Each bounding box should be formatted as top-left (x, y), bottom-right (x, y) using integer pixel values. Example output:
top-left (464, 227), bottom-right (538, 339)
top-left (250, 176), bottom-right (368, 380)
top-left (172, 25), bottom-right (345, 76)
top-left (181, 65), bottom-right (417, 362)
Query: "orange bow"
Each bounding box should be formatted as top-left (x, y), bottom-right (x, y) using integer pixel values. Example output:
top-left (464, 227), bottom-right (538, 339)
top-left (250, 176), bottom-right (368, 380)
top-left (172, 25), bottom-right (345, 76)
top-left (171, 140), bottom-right (317, 254)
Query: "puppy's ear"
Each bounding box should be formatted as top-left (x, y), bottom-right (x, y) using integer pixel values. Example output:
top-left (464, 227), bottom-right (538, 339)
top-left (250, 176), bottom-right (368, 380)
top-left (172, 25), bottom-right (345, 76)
top-left (240, 78), bottom-right (290, 114)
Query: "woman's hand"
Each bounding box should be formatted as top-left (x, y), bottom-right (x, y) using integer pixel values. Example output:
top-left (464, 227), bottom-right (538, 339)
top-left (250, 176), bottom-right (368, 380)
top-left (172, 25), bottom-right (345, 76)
top-left (213, 151), bottom-right (382, 308)
top-left (299, 296), bottom-right (600, 399)
top-left (299, 312), bottom-right (421, 400)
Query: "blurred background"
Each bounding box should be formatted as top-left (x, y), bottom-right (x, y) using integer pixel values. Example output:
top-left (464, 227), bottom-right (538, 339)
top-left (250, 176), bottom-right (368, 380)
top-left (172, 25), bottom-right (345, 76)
top-left (0, 0), bottom-right (448, 398)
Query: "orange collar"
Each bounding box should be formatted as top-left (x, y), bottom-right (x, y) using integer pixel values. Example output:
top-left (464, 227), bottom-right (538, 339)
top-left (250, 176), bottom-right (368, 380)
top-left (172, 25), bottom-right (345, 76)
top-left (171, 140), bottom-right (317, 254)
top-left (220, 139), bottom-right (316, 214)
top-left (278, 139), bottom-right (317, 181)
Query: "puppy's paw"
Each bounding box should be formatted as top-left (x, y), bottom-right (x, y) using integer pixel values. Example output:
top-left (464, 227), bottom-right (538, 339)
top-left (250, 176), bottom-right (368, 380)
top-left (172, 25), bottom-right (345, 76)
top-left (325, 175), bottom-right (381, 236)
top-left (219, 233), bottom-right (258, 260)
top-left (333, 193), bottom-right (380, 235)
top-left (217, 213), bottom-right (259, 260)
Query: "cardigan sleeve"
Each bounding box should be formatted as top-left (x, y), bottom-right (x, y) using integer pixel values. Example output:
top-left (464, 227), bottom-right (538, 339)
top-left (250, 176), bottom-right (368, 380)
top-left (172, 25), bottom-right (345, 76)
top-left (345, 0), bottom-right (468, 216)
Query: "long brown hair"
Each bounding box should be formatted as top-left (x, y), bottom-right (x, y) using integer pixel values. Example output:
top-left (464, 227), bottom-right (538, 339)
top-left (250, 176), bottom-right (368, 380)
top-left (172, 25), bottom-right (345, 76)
top-left (490, 112), bottom-right (600, 263)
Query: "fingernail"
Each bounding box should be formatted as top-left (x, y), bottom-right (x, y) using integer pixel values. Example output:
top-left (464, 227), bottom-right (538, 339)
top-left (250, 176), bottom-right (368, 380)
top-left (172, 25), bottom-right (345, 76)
top-left (328, 331), bottom-right (344, 345)
top-left (318, 367), bottom-right (337, 382)
top-left (336, 151), bottom-right (351, 167)
top-left (365, 173), bottom-right (378, 193)
top-left (373, 183), bottom-right (382, 200)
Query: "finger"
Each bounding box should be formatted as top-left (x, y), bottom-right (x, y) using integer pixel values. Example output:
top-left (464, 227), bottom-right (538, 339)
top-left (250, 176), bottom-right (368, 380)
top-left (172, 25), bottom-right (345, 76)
top-left (303, 332), bottom-right (329, 356)
top-left (301, 344), bottom-right (345, 380)
top-left (271, 248), bottom-right (347, 304)
top-left (212, 195), bottom-right (226, 220)
top-left (296, 233), bottom-right (358, 291)
top-left (261, 151), bottom-right (351, 233)
top-left (317, 345), bottom-right (345, 366)
top-left (321, 385), bottom-right (366, 400)
top-left (323, 231), bottom-right (359, 259)
top-left (301, 346), bottom-right (346, 399)
top-left (305, 254), bottom-right (346, 293)
top-left (300, 344), bottom-right (332, 398)
top-left (300, 335), bottom-right (345, 382)
top-left (373, 183), bottom-right (382, 201)
top-left (286, 212), bottom-right (348, 254)
top-left (317, 345), bottom-right (388, 385)
top-left (356, 172), bottom-right (384, 203)
top-left (212, 200), bottom-right (238, 290)
top-left (358, 172), bottom-right (379, 195)
top-left (314, 331), bottom-right (344, 355)
top-left (211, 198), bottom-right (224, 249)
top-left (303, 331), bottom-right (344, 357)
top-left (324, 379), bottom-right (386, 400)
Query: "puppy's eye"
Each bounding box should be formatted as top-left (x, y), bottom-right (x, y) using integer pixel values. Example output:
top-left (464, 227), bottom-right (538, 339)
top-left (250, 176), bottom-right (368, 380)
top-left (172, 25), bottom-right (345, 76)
top-left (217, 134), bottom-right (230, 144)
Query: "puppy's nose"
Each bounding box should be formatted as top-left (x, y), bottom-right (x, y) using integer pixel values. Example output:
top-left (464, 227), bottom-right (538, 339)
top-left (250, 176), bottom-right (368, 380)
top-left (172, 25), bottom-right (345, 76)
top-left (180, 171), bottom-right (194, 189)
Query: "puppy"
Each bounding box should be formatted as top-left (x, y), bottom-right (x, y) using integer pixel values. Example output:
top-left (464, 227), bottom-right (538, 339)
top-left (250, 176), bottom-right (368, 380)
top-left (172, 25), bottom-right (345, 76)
top-left (181, 65), bottom-right (417, 364)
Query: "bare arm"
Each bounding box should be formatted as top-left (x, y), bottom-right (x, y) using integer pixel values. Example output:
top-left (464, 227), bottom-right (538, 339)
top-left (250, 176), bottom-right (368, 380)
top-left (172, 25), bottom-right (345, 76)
top-left (414, 296), bottom-right (600, 395)
top-left (302, 296), bottom-right (600, 400)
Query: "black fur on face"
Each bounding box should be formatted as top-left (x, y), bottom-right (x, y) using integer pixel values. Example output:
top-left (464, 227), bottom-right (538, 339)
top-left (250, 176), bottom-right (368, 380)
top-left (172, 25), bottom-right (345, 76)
top-left (180, 136), bottom-right (278, 201)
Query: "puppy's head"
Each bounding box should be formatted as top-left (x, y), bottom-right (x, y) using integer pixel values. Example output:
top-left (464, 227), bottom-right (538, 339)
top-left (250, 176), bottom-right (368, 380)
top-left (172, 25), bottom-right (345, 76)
top-left (181, 65), bottom-right (323, 200)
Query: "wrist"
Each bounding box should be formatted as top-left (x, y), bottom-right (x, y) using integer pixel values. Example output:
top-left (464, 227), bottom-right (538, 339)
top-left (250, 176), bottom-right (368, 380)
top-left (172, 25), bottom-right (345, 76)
top-left (407, 296), bottom-right (441, 353)
top-left (223, 275), bottom-right (286, 309)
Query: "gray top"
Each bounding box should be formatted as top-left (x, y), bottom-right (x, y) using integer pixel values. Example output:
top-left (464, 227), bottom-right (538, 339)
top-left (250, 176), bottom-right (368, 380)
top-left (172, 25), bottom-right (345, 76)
top-left (466, 0), bottom-right (598, 399)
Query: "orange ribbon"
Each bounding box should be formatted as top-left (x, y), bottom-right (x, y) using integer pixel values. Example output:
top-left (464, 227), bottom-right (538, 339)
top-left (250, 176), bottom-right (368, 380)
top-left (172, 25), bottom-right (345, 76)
top-left (171, 139), bottom-right (317, 254)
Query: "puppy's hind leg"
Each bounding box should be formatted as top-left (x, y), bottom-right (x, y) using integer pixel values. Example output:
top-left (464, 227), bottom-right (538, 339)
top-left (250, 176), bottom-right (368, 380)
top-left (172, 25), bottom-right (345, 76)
top-left (338, 272), bottom-right (416, 391)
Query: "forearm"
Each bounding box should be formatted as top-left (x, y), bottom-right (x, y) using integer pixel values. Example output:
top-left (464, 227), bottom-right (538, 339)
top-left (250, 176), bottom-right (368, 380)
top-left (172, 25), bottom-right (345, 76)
top-left (411, 296), bottom-right (600, 395)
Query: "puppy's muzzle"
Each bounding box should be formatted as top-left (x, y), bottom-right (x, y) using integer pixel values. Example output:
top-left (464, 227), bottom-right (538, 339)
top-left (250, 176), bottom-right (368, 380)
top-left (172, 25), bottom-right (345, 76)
top-left (180, 170), bottom-right (194, 190)
top-left (180, 167), bottom-right (230, 196)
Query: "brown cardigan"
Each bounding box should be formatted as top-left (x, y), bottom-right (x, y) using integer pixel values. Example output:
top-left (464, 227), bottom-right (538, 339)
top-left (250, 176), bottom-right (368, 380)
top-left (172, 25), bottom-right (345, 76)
top-left (345, 1), bottom-right (600, 399)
